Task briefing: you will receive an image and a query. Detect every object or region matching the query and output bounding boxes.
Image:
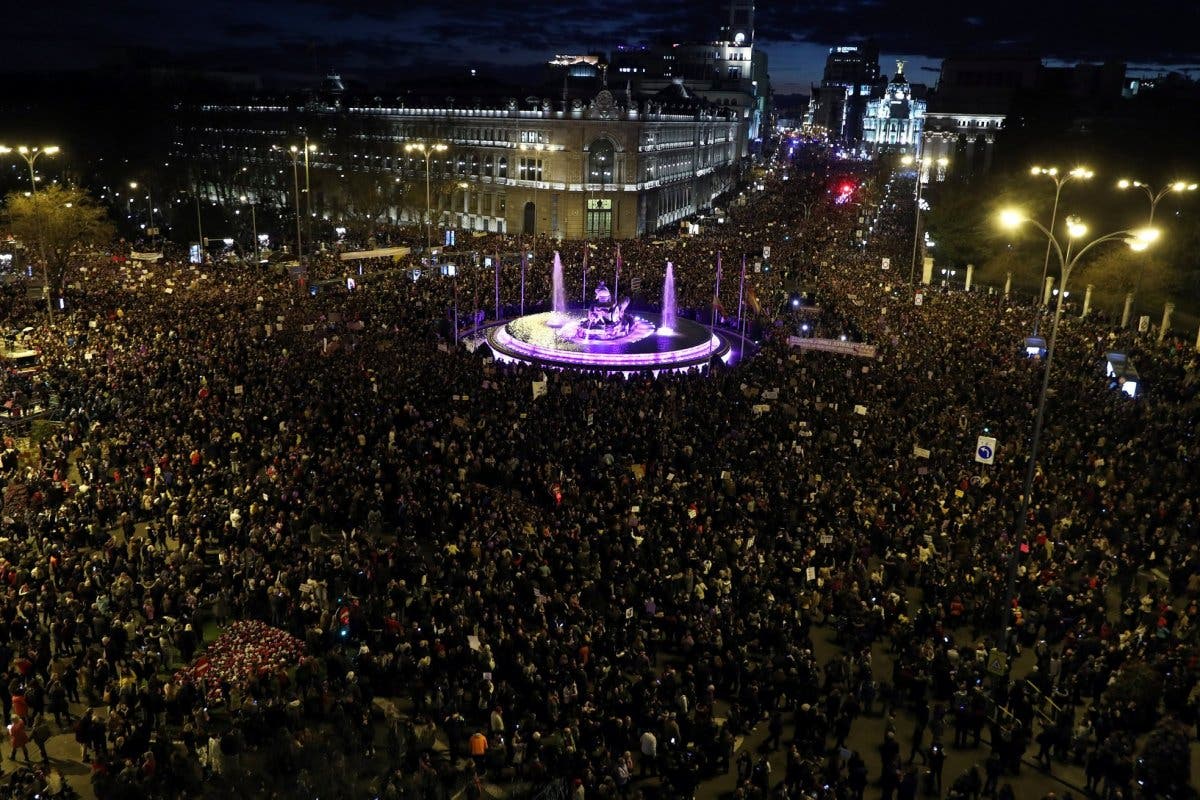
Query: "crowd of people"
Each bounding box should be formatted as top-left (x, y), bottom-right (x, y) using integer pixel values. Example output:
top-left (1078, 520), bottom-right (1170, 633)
top-left (0, 141), bottom-right (1197, 800)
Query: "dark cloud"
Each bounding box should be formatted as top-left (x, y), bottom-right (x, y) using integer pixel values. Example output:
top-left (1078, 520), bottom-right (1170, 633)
top-left (4, 0), bottom-right (1198, 87)
top-left (755, 0), bottom-right (1200, 64)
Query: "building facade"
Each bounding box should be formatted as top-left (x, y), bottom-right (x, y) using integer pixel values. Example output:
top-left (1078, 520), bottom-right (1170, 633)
top-left (862, 62), bottom-right (925, 155)
top-left (805, 44), bottom-right (882, 142)
top-left (175, 84), bottom-right (742, 240)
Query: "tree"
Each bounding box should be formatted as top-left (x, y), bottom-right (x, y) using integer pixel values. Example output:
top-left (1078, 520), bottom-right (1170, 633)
top-left (1136, 716), bottom-right (1193, 799)
top-left (4, 185), bottom-right (113, 298)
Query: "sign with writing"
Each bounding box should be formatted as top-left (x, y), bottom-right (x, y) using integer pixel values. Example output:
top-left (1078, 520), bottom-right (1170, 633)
top-left (787, 337), bottom-right (878, 359)
top-left (587, 198), bottom-right (612, 210)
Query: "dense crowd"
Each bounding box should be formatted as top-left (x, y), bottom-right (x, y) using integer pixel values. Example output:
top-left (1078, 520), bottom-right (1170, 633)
top-left (0, 143), bottom-right (1197, 800)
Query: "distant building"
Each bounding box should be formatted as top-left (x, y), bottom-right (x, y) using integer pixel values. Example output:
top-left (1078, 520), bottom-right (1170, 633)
top-left (174, 76), bottom-right (742, 240)
top-left (920, 57), bottom-right (1124, 179)
top-left (920, 56), bottom-right (1040, 179)
top-left (609, 0), bottom-right (768, 158)
top-left (805, 43), bottom-right (881, 142)
top-left (862, 61), bottom-right (926, 155)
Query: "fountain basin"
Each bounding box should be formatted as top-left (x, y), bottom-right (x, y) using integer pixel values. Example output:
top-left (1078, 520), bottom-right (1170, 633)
top-left (486, 311), bottom-right (730, 374)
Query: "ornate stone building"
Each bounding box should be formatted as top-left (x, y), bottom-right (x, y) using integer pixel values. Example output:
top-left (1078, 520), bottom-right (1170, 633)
top-left (175, 80), bottom-right (742, 240)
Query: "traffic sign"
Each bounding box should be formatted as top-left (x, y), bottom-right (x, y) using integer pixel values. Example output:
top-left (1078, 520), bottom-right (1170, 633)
top-left (881, 257), bottom-right (890, 270)
top-left (762, 245), bottom-right (771, 259)
top-left (914, 292), bottom-right (923, 306)
top-left (975, 436), bottom-right (997, 465)
top-left (987, 648), bottom-right (1007, 676)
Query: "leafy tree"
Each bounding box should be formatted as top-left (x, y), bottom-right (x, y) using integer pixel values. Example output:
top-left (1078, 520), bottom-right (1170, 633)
top-left (1136, 716), bottom-right (1193, 798)
top-left (4, 185), bottom-right (113, 297)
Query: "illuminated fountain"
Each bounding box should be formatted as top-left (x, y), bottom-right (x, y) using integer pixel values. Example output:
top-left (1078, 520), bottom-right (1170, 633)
top-left (485, 258), bottom-right (731, 374)
top-left (547, 251), bottom-right (568, 327)
top-left (660, 261), bottom-right (677, 334)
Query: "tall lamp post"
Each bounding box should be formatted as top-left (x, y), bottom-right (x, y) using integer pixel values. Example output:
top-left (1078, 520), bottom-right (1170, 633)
top-left (240, 194), bottom-right (259, 263)
top-left (130, 181), bottom-right (156, 248)
top-left (277, 144), bottom-right (315, 266)
top-left (1030, 166), bottom-right (1093, 304)
top-left (2, 145), bottom-right (60, 322)
top-left (1116, 178), bottom-right (1197, 325)
top-left (405, 141), bottom-right (448, 251)
top-left (995, 208), bottom-right (1159, 648)
top-left (0, 145), bottom-right (60, 192)
top-left (901, 154), bottom-right (948, 285)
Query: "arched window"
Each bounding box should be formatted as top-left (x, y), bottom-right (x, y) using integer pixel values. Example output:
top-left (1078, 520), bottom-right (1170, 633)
top-left (498, 157), bottom-right (508, 178)
top-left (471, 154), bottom-right (481, 175)
top-left (588, 139), bottom-right (615, 185)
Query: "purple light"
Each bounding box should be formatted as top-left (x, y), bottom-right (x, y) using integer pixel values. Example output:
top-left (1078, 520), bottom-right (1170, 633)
top-left (486, 311), bottom-right (730, 373)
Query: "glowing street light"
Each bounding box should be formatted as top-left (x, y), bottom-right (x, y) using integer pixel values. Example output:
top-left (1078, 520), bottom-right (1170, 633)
top-left (276, 143), bottom-right (317, 266)
top-left (900, 154), bottom-right (949, 285)
top-left (996, 207), bottom-right (1158, 646)
top-left (1115, 178), bottom-right (1195, 324)
top-left (0, 145), bottom-right (60, 193)
top-left (1028, 165), bottom-right (1092, 304)
top-left (405, 141), bottom-right (449, 251)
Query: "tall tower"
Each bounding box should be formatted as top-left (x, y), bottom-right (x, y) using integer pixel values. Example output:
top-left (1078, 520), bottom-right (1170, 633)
top-left (723, 0), bottom-right (754, 43)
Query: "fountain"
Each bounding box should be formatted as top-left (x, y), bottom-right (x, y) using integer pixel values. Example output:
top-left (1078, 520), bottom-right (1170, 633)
top-left (547, 251), bottom-right (568, 326)
top-left (484, 257), bottom-right (733, 374)
top-left (660, 261), bottom-right (677, 334)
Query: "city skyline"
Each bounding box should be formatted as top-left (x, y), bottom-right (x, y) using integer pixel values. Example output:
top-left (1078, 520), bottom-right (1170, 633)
top-left (9, 0), bottom-right (1200, 93)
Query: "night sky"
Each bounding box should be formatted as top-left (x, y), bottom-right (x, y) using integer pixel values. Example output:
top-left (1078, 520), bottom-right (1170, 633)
top-left (9, 0), bottom-right (1200, 93)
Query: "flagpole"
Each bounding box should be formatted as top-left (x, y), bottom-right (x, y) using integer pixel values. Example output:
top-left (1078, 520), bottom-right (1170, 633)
top-left (494, 250), bottom-right (501, 321)
top-left (582, 245), bottom-right (589, 304)
top-left (520, 249), bottom-right (526, 316)
top-left (614, 244), bottom-right (621, 300)
top-left (710, 251), bottom-right (722, 362)
top-left (736, 253), bottom-right (746, 334)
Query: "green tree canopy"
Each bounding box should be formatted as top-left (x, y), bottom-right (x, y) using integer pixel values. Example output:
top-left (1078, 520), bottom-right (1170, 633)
top-left (4, 185), bottom-right (113, 296)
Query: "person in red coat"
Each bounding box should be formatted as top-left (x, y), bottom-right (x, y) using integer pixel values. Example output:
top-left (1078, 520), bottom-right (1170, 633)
top-left (8, 715), bottom-right (30, 761)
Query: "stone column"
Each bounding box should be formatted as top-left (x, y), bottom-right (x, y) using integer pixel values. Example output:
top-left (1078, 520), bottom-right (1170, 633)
top-left (1043, 276), bottom-right (1055, 307)
top-left (1121, 292), bottom-right (1134, 328)
top-left (965, 264), bottom-right (975, 292)
top-left (1004, 272), bottom-right (1012, 296)
top-left (1081, 284), bottom-right (1094, 318)
top-left (921, 257), bottom-right (933, 285)
top-left (1159, 302), bottom-right (1175, 344)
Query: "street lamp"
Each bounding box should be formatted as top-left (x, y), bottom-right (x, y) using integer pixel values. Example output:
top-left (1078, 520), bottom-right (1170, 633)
top-left (1030, 166), bottom-right (1093, 304)
top-left (405, 141), bottom-right (449, 251)
top-left (240, 194), bottom-right (259, 263)
top-left (1116, 178), bottom-right (1196, 325)
top-left (0, 145), bottom-right (60, 193)
top-left (900, 154), bottom-right (949, 285)
top-left (276, 145), bottom-right (313, 267)
top-left (131, 181), bottom-right (157, 248)
top-left (995, 209), bottom-right (1158, 648)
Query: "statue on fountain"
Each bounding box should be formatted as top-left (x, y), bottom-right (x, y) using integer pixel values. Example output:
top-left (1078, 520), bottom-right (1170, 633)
top-left (576, 281), bottom-right (634, 340)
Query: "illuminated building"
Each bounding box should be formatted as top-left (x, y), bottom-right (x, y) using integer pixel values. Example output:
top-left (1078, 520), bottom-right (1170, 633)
top-left (175, 76), bottom-right (741, 240)
top-left (862, 62), bottom-right (926, 155)
top-left (609, 0), bottom-right (768, 157)
top-left (805, 43), bottom-right (882, 142)
top-left (918, 56), bottom-right (1038, 179)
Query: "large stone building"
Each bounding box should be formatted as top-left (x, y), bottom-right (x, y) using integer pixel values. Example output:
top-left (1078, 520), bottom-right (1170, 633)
top-left (862, 61), bottom-right (926, 155)
top-left (175, 79), bottom-right (742, 240)
top-left (608, 0), bottom-right (769, 157)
